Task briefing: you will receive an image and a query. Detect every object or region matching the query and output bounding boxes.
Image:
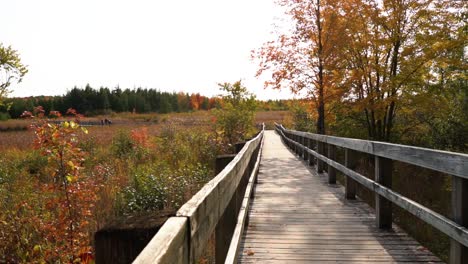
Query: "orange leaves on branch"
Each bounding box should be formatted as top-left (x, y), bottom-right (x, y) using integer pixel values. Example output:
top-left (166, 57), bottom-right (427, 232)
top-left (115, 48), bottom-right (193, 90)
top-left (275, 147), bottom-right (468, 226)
top-left (130, 127), bottom-right (153, 149)
top-left (31, 107), bottom-right (99, 263)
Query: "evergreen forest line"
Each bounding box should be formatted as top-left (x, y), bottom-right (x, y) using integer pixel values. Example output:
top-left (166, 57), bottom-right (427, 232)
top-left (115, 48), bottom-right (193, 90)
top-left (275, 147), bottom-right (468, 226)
top-left (0, 84), bottom-right (289, 119)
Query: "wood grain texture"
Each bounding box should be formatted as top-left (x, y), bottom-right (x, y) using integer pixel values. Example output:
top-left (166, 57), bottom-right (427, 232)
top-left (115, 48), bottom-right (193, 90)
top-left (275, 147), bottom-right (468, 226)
top-left (277, 125), bottom-right (468, 248)
top-left (225, 135), bottom-right (265, 264)
top-left (133, 217), bottom-right (189, 264)
top-left (279, 124), bottom-right (468, 179)
top-left (176, 131), bottom-right (263, 262)
top-left (239, 130), bottom-right (442, 263)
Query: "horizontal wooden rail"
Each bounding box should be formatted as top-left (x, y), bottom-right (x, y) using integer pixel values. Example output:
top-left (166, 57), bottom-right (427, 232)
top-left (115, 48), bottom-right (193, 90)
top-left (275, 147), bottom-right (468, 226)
top-left (225, 131), bottom-right (265, 264)
top-left (134, 125), bottom-right (264, 264)
top-left (275, 124), bottom-right (468, 264)
top-left (279, 125), bottom-right (468, 179)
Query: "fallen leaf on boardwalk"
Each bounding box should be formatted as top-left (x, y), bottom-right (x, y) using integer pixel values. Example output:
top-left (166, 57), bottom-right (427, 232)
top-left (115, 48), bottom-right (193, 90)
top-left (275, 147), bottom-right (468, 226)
top-left (246, 250), bottom-right (255, 256)
top-left (417, 246), bottom-right (428, 251)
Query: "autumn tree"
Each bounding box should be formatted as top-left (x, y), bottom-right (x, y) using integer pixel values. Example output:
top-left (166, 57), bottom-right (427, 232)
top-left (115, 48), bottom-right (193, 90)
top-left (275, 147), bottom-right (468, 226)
top-left (255, 0), bottom-right (346, 134)
top-left (340, 0), bottom-right (466, 141)
top-left (0, 44), bottom-right (28, 108)
top-left (32, 108), bottom-right (99, 262)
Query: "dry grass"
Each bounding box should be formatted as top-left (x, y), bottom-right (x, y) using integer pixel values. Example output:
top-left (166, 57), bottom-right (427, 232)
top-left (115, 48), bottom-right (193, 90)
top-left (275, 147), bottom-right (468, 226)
top-left (255, 110), bottom-right (291, 129)
top-left (0, 110), bottom-right (289, 151)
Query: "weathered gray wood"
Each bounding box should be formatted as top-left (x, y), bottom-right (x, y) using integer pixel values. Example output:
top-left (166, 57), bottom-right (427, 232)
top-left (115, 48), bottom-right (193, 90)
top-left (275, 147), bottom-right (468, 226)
top-left (133, 217), bottom-right (189, 264)
top-left (225, 135), bottom-right (264, 264)
top-left (301, 136), bottom-right (307, 161)
top-left (240, 131), bottom-right (441, 263)
top-left (175, 131), bottom-right (262, 262)
top-left (214, 153), bottom-right (238, 263)
top-left (280, 125), bottom-right (468, 179)
top-left (317, 141), bottom-right (325, 173)
top-left (345, 149), bottom-right (357, 200)
top-left (274, 125), bottom-right (468, 249)
top-left (116, 126), bottom-right (257, 264)
top-left (303, 146), bottom-right (468, 248)
top-left (327, 144), bottom-right (336, 184)
top-left (308, 138), bottom-right (315, 166)
top-left (450, 176), bottom-right (468, 264)
top-left (375, 156), bottom-right (392, 229)
top-left (215, 190), bottom-right (237, 263)
top-left (304, 137), bottom-right (309, 162)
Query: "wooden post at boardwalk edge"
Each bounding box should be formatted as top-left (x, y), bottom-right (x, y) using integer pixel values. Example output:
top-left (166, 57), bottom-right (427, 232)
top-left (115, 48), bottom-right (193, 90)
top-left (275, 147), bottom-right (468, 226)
top-left (304, 137), bottom-right (309, 162)
top-left (317, 142), bottom-right (325, 173)
top-left (375, 156), bottom-right (392, 229)
top-left (308, 139), bottom-right (315, 166)
top-left (299, 136), bottom-right (307, 160)
top-left (327, 144), bottom-right (336, 184)
top-left (345, 149), bottom-right (357, 199)
top-left (450, 176), bottom-right (468, 264)
top-left (294, 134), bottom-right (299, 155)
top-left (214, 154), bottom-right (236, 264)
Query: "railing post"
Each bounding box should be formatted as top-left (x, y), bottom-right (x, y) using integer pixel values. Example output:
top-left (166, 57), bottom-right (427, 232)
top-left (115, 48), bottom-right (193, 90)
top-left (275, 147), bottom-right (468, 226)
top-left (300, 135), bottom-right (305, 159)
top-left (215, 155), bottom-right (237, 264)
top-left (450, 176), bottom-right (468, 264)
top-left (327, 144), bottom-right (336, 184)
top-left (304, 137), bottom-right (309, 161)
top-left (308, 138), bottom-right (315, 166)
top-left (295, 134), bottom-right (299, 155)
top-left (375, 156), bottom-right (392, 229)
top-left (317, 141), bottom-right (325, 173)
top-left (345, 149), bottom-right (357, 199)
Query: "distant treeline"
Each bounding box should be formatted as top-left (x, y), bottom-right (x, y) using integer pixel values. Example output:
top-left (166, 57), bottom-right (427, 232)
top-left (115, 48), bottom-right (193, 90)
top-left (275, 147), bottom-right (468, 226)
top-left (0, 85), bottom-right (290, 119)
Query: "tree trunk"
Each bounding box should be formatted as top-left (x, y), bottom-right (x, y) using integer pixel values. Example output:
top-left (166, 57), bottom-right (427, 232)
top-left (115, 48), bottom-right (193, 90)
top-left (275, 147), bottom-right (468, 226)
top-left (315, 0), bottom-right (326, 135)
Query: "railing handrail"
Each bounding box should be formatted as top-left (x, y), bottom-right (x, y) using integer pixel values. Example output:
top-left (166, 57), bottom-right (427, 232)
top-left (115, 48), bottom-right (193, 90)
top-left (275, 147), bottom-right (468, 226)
top-left (133, 124), bottom-right (265, 264)
top-left (275, 123), bottom-right (468, 179)
top-left (274, 123), bottom-right (467, 263)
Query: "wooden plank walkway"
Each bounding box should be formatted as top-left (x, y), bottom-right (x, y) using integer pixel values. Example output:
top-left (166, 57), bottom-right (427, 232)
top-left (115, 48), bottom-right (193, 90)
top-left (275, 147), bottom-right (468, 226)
top-left (238, 131), bottom-right (443, 263)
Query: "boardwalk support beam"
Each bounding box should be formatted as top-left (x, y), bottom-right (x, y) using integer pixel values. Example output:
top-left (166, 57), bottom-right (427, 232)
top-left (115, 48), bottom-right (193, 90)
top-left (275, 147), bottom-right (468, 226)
top-left (375, 156), bottom-right (392, 229)
top-left (345, 149), bottom-right (357, 199)
top-left (327, 144), bottom-right (336, 184)
top-left (317, 142), bottom-right (325, 173)
top-left (450, 176), bottom-right (468, 264)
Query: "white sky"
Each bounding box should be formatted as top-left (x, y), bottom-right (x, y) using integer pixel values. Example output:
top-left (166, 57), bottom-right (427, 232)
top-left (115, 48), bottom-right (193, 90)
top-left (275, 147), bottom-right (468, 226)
top-left (1, 0), bottom-right (294, 100)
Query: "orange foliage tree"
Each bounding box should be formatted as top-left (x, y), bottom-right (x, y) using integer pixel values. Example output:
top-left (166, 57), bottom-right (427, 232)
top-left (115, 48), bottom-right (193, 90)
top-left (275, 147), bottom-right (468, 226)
top-left (32, 108), bottom-right (99, 263)
top-left (254, 0), bottom-right (347, 134)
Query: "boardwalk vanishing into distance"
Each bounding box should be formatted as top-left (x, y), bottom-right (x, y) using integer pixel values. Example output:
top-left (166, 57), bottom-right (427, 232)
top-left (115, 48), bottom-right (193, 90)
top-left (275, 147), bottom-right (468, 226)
top-left (239, 131), bottom-right (441, 263)
top-left (131, 125), bottom-right (467, 264)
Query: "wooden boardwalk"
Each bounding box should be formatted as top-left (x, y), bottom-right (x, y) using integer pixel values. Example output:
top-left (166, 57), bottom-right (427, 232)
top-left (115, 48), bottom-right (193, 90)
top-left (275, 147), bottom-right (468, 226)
top-left (238, 131), bottom-right (442, 263)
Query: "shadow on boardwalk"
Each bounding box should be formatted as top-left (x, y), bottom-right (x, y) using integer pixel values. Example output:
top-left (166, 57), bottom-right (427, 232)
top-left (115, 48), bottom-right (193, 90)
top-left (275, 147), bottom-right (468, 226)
top-left (238, 130), bottom-right (442, 263)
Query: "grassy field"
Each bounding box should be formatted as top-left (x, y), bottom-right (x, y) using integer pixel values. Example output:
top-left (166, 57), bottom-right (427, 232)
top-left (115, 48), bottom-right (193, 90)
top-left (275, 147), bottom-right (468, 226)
top-left (0, 110), bottom-right (289, 263)
top-left (0, 110), bottom-right (290, 151)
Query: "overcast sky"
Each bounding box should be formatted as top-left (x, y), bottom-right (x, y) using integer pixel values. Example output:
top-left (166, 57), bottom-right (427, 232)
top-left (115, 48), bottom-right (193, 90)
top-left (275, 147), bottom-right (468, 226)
top-left (1, 0), bottom-right (295, 100)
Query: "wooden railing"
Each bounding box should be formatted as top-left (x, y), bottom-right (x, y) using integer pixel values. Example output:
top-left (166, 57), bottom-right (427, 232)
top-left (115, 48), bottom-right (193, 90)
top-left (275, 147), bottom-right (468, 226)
top-left (275, 123), bottom-right (468, 264)
top-left (133, 125), bottom-right (265, 264)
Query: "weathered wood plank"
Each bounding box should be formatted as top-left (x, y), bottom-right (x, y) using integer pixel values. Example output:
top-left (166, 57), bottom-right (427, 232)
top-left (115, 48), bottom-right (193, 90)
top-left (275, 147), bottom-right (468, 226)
top-left (327, 144), bottom-right (336, 184)
top-left (301, 143), bottom-right (468, 248)
top-left (450, 176), bottom-right (468, 264)
top-left (276, 127), bottom-right (468, 248)
top-left (176, 131), bottom-right (262, 262)
top-left (345, 148), bottom-right (357, 199)
top-left (240, 130), bottom-right (442, 263)
top-left (375, 156), bottom-right (392, 229)
top-left (225, 132), bottom-right (264, 264)
top-left (279, 124), bottom-right (468, 179)
top-left (133, 217), bottom-right (189, 264)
